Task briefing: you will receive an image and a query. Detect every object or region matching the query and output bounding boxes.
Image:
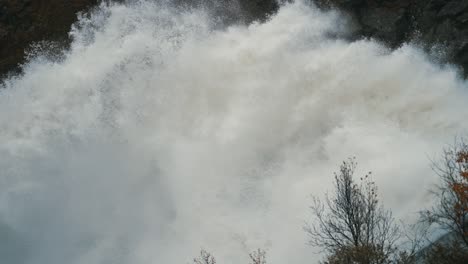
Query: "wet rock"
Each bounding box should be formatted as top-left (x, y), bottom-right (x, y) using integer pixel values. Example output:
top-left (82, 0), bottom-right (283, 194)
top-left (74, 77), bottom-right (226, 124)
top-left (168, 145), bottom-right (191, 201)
top-left (437, 0), bottom-right (468, 17)
top-left (318, 0), bottom-right (468, 76)
top-left (0, 0), bottom-right (98, 78)
top-left (360, 7), bottom-right (408, 45)
top-left (3, 0), bottom-right (468, 77)
top-left (0, 0), bottom-right (278, 78)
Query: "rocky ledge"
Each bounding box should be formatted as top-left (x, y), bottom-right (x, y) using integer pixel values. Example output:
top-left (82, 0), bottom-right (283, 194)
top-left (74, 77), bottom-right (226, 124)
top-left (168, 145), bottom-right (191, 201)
top-left (0, 0), bottom-right (279, 78)
top-left (2, 0), bottom-right (468, 77)
top-left (0, 0), bottom-right (99, 77)
top-left (317, 0), bottom-right (468, 76)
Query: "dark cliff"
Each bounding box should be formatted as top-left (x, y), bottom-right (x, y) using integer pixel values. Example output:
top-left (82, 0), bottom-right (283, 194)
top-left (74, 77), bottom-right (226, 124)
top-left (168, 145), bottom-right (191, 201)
top-left (2, 0), bottom-right (468, 77)
top-left (0, 0), bottom-right (278, 78)
top-left (317, 0), bottom-right (468, 76)
top-left (0, 0), bottom-right (99, 77)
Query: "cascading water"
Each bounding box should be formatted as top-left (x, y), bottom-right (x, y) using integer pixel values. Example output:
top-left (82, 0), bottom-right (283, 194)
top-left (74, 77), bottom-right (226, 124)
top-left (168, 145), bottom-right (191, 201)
top-left (1, 1), bottom-right (467, 263)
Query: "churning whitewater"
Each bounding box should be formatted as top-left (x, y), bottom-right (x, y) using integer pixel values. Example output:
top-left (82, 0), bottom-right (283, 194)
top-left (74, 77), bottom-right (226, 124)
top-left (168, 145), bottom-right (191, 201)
top-left (1, 1), bottom-right (468, 263)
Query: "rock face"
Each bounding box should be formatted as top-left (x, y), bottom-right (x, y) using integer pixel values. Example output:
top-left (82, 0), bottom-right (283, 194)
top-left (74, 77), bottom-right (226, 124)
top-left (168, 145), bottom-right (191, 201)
top-left (317, 0), bottom-right (468, 75)
top-left (0, 0), bottom-right (278, 78)
top-left (0, 0), bottom-right (98, 77)
top-left (2, 0), bottom-right (468, 77)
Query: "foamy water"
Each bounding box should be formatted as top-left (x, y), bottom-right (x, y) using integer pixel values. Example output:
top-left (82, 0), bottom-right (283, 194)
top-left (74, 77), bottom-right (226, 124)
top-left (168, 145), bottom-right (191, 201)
top-left (0, 1), bottom-right (467, 263)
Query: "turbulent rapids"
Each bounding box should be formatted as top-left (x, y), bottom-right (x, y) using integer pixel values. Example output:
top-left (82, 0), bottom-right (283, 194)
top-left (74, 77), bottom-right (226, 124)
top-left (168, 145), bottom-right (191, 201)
top-left (1, 1), bottom-right (468, 263)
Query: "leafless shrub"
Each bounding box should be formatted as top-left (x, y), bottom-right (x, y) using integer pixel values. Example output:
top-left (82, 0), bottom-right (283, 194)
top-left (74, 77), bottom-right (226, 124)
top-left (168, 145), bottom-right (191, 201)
top-left (422, 139), bottom-right (468, 247)
top-left (306, 158), bottom-right (402, 263)
top-left (249, 249), bottom-right (266, 264)
top-left (193, 250), bottom-right (216, 264)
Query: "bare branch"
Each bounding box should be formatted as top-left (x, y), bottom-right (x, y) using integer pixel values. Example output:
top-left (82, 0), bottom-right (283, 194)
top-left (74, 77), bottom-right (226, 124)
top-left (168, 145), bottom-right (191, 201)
top-left (307, 158), bottom-right (402, 263)
top-left (249, 249), bottom-right (266, 264)
top-left (193, 250), bottom-right (216, 264)
top-left (422, 139), bottom-right (468, 247)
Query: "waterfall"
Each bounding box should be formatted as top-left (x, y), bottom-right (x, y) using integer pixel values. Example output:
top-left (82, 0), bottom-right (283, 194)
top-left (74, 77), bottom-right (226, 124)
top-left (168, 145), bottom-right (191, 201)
top-left (0, 1), bottom-right (467, 263)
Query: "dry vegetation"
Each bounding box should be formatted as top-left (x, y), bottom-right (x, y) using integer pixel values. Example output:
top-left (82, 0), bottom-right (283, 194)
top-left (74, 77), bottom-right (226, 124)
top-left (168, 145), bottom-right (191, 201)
top-left (192, 140), bottom-right (468, 263)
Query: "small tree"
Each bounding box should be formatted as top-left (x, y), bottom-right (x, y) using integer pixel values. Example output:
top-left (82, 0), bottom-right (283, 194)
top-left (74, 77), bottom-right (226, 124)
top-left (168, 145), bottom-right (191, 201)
top-left (193, 250), bottom-right (216, 264)
top-left (422, 140), bottom-right (468, 246)
top-left (306, 158), bottom-right (401, 264)
top-left (322, 245), bottom-right (387, 264)
top-left (249, 249), bottom-right (267, 264)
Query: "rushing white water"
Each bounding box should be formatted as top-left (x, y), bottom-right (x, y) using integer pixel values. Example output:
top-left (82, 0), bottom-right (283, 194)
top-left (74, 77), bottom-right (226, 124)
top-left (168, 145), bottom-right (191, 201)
top-left (1, 0), bottom-right (468, 263)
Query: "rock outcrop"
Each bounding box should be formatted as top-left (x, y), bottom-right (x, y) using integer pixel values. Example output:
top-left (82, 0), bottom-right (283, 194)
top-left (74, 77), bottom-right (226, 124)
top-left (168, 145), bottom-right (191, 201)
top-left (317, 0), bottom-right (468, 75)
top-left (0, 0), bottom-right (279, 78)
top-left (2, 0), bottom-right (468, 77)
top-left (0, 0), bottom-right (98, 77)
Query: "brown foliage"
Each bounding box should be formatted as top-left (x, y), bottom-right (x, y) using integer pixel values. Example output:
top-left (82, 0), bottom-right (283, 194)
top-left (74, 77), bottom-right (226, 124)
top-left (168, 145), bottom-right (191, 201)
top-left (453, 151), bottom-right (468, 236)
top-left (322, 245), bottom-right (387, 264)
top-left (422, 140), bottom-right (468, 246)
top-left (424, 241), bottom-right (468, 264)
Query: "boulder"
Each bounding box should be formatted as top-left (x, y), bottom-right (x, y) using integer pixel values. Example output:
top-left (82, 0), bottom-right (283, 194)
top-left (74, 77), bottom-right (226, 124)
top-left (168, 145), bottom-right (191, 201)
top-left (319, 0), bottom-right (468, 76)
